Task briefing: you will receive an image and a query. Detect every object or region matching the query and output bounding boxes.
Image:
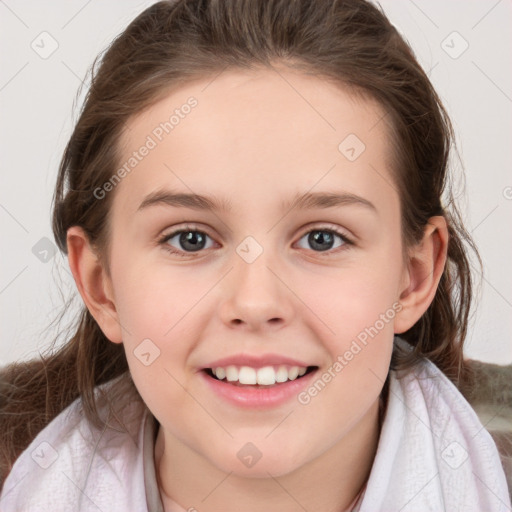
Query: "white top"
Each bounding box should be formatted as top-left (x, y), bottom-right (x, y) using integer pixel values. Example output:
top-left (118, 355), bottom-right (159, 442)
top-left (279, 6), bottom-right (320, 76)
top-left (1, 340), bottom-right (510, 511)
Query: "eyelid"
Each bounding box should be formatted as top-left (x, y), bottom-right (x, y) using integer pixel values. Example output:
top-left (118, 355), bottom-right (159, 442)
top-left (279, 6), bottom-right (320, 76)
top-left (296, 222), bottom-right (354, 244)
top-left (159, 222), bottom-right (353, 242)
top-left (158, 221), bottom-right (355, 257)
top-left (158, 223), bottom-right (215, 245)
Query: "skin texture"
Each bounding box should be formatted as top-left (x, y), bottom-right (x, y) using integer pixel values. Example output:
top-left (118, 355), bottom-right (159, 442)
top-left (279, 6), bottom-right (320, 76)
top-left (67, 66), bottom-right (448, 512)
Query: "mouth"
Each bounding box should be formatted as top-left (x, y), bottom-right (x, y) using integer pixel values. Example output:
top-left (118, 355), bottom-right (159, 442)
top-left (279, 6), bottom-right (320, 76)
top-left (203, 364), bottom-right (319, 387)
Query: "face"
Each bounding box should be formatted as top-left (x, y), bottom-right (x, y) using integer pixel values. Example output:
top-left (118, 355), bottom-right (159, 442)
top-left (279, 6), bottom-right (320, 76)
top-left (102, 66), bottom-right (407, 478)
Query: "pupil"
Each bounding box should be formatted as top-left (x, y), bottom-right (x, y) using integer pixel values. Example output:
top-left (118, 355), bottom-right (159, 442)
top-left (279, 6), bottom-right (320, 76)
top-left (310, 231), bottom-right (333, 251)
top-left (180, 231), bottom-right (205, 251)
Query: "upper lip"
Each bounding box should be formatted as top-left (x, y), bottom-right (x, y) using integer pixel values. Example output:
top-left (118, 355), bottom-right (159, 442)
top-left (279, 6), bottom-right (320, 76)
top-left (203, 353), bottom-right (316, 370)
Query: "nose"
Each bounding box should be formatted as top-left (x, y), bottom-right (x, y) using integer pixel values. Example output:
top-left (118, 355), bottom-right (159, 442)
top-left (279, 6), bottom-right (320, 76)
top-left (218, 248), bottom-right (295, 332)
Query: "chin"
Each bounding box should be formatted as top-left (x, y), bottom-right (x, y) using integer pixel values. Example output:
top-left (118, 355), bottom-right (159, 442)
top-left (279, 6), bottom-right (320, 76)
top-left (209, 445), bottom-right (310, 479)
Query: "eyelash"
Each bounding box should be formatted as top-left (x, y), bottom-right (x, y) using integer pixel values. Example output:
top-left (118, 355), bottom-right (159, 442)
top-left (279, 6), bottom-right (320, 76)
top-left (157, 224), bottom-right (354, 258)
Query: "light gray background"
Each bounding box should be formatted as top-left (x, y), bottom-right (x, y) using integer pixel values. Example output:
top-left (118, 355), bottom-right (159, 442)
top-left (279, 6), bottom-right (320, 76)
top-left (1, 0), bottom-right (511, 366)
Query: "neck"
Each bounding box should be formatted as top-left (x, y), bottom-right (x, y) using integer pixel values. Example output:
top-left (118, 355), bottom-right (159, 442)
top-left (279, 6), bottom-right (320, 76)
top-left (155, 397), bottom-right (382, 512)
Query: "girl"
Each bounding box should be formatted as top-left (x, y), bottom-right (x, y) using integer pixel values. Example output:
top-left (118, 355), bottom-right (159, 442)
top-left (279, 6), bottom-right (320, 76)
top-left (1, 0), bottom-right (510, 510)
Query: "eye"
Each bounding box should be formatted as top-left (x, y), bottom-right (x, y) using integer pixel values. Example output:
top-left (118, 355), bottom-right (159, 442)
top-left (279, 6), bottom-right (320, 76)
top-left (158, 224), bottom-right (353, 258)
top-left (158, 226), bottom-right (216, 257)
top-left (295, 227), bottom-right (352, 253)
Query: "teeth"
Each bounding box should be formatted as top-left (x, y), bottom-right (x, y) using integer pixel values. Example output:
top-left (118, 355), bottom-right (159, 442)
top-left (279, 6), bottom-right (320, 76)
top-left (238, 367), bottom-right (257, 385)
top-left (275, 365), bottom-right (288, 383)
top-left (214, 367), bottom-right (226, 380)
top-left (257, 366), bottom-right (275, 385)
top-left (211, 364), bottom-right (310, 385)
top-left (225, 365), bottom-right (238, 382)
top-left (288, 366), bottom-right (299, 381)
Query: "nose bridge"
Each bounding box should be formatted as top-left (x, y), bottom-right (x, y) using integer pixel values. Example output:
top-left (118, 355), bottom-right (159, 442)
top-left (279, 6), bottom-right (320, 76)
top-left (220, 235), bottom-right (293, 328)
top-left (235, 236), bottom-right (281, 302)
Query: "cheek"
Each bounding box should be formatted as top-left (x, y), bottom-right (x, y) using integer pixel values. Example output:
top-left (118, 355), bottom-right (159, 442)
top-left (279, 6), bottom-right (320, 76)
top-left (295, 256), bottom-right (402, 346)
top-left (108, 260), bottom-right (205, 404)
top-left (294, 270), bottom-right (396, 437)
top-left (111, 255), bottom-right (206, 340)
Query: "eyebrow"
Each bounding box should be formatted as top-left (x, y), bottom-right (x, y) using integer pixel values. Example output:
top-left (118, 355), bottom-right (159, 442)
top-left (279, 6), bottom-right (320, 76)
top-left (137, 188), bottom-right (377, 214)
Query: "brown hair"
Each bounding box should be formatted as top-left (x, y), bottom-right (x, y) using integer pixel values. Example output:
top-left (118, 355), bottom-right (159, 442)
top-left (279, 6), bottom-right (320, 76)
top-left (0, 0), bottom-right (480, 485)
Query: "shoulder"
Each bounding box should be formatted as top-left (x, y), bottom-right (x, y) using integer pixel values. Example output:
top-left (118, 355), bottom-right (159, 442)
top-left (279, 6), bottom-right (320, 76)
top-left (0, 374), bottom-right (151, 512)
top-left (390, 336), bottom-right (479, 412)
top-left (389, 339), bottom-right (496, 444)
top-left (364, 338), bottom-right (511, 510)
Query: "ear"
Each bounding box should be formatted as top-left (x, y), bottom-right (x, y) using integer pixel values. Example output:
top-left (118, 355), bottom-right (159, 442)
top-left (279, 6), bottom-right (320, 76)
top-left (394, 216), bottom-right (449, 334)
top-left (66, 226), bottom-right (123, 344)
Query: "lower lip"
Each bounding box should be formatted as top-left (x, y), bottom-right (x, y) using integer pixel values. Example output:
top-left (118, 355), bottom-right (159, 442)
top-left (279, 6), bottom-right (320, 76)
top-left (199, 369), bottom-right (318, 408)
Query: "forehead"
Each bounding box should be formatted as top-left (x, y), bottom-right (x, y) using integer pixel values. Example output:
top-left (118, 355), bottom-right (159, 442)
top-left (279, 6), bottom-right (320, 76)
top-left (114, 66), bottom-right (396, 215)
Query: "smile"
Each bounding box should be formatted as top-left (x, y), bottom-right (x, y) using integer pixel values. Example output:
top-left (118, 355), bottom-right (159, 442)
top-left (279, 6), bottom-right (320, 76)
top-left (201, 364), bottom-right (319, 408)
top-left (205, 365), bottom-right (316, 386)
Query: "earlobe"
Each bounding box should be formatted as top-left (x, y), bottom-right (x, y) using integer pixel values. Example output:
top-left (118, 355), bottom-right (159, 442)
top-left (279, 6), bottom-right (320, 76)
top-left (66, 226), bottom-right (123, 344)
top-left (394, 216), bottom-right (449, 334)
